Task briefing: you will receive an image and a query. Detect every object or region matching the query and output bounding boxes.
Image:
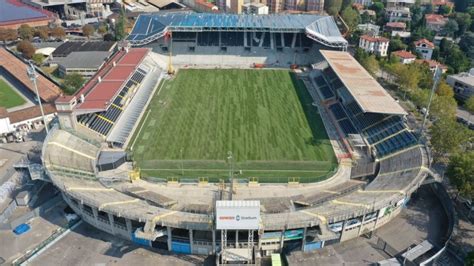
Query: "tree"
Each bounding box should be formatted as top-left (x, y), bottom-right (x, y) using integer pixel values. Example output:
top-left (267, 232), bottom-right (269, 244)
top-left (393, 64), bottom-right (420, 97)
top-left (18, 24), bottom-right (33, 40)
top-left (410, 5), bottom-right (424, 29)
top-left (465, 96), bottom-right (474, 114)
top-left (454, 0), bottom-right (469, 12)
top-left (444, 46), bottom-right (471, 73)
top-left (31, 54), bottom-right (44, 65)
top-left (436, 81), bottom-right (454, 98)
top-left (114, 8), bottom-right (128, 40)
top-left (389, 37), bottom-right (407, 52)
top-left (446, 151), bottom-right (474, 199)
top-left (454, 12), bottom-right (472, 36)
top-left (35, 26), bottom-right (49, 41)
top-left (16, 40), bottom-right (35, 59)
top-left (82, 24), bottom-right (95, 39)
top-left (0, 28), bottom-right (17, 43)
top-left (51, 27), bottom-right (66, 40)
top-left (360, 11), bottom-right (371, 24)
top-left (103, 33), bottom-right (115, 41)
top-left (62, 73), bottom-right (85, 94)
top-left (341, 0), bottom-right (353, 10)
top-left (341, 6), bottom-right (360, 30)
top-left (431, 95), bottom-right (457, 120)
top-left (443, 19), bottom-right (458, 37)
top-left (98, 25), bottom-right (107, 36)
top-left (325, 0), bottom-right (343, 15)
top-left (411, 26), bottom-right (434, 41)
top-left (438, 5), bottom-right (451, 15)
top-left (459, 31), bottom-right (474, 60)
top-left (430, 118), bottom-right (469, 156)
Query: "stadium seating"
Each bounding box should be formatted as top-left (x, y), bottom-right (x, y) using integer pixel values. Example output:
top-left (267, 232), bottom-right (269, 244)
top-left (77, 67), bottom-right (148, 137)
top-left (373, 130), bottom-right (418, 157)
top-left (329, 103), bottom-right (346, 120)
top-left (313, 75), bottom-right (334, 99)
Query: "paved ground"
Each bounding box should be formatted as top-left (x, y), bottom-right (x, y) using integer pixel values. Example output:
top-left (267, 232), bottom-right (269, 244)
top-left (29, 221), bottom-right (211, 266)
top-left (286, 185), bottom-right (448, 265)
top-left (0, 201), bottom-right (68, 264)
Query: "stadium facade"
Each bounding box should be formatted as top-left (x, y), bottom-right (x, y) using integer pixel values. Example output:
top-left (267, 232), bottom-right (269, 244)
top-left (43, 13), bottom-right (436, 264)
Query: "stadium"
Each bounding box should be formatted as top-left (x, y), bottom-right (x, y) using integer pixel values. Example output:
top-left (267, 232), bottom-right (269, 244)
top-left (43, 12), bottom-right (435, 264)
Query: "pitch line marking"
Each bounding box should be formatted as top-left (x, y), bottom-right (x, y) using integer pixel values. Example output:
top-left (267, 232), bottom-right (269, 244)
top-left (48, 142), bottom-right (95, 160)
top-left (140, 168), bottom-right (330, 173)
top-left (300, 210), bottom-right (327, 224)
top-left (99, 199), bottom-right (140, 210)
top-left (66, 187), bottom-right (113, 192)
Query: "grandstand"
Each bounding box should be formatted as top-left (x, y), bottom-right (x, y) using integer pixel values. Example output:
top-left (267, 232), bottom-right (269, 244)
top-left (40, 14), bottom-right (437, 264)
top-left (55, 47), bottom-right (162, 147)
top-left (127, 13), bottom-right (348, 67)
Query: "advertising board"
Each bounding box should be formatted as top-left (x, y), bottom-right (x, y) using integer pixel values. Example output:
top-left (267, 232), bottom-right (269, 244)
top-left (216, 200), bottom-right (260, 230)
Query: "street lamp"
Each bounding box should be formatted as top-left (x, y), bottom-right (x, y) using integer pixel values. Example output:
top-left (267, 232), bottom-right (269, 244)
top-left (420, 65), bottom-right (442, 138)
top-left (27, 61), bottom-right (48, 134)
top-left (227, 151), bottom-right (233, 200)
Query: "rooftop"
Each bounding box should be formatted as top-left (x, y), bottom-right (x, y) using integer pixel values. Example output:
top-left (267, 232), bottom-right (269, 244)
top-left (73, 48), bottom-right (149, 112)
top-left (449, 69), bottom-right (474, 85)
top-left (52, 41), bottom-right (116, 58)
top-left (58, 51), bottom-right (110, 69)
top-left (425, 14), bottom-right (448, 24)
top-left (0, 0), bottom-right (54, 26)
top-left (392, 50), bottom-right (416, 59)
top-left (415, 59), bottom-right (447, 69)
top-left (320, 50), bottom-right (407, 115)
top-left (127, 13), bottom-right (346, 46)
top-left (414, 38), bottom-right (434, 48)
top-left (0, 48), bottom-right (61, 102)
top-left (385, 22), bottom-right (406, 29)
top-left (0, 103), bottom-right (56, 123)
top-left (360, 35), bottom-right (389, 42)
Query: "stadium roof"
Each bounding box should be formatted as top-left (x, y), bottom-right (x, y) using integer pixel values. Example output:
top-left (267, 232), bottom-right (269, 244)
top-left (52, 41), bottom-right (117, 58)
top-left (320, 50), bottom-right (407, 115)
top-left (73, 48), bottom-right (149, 112)
top-left (0, 0), bottom-right (54, 27)
top-left (0, 48), bottom-right (61, 102)
top-left (127, 13), bottom-right (347, 47)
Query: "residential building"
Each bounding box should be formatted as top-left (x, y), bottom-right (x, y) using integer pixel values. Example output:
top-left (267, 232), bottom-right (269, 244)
top-left (0, 0), bottom-right (56, 30)
top-left (194, 0), bottom-right (219, 12)
top-left (385, 0), bottom-right (415, 8)
top-left (305, 0), bottom-right (324, 12)
top-left (425, 14), bottom-right (448, 32)
top-left (446, 69), bottom-right (474, 101)
top-left (415, 59), bottom-right (448, 73)
top-left (385, 22), bottom-right (406, 33)
top-left (359, 35), bottom-right (389, 57)
top-left (431, 0), bottom-right (453, 13)
top-left (357, 23), bottom-right (380, 36)
top-left (359, 9), bottom-right (376, 16)
top-left (433, 36), bottom-right (454, 46)
top-left (229, 0), bottom-right (244, 13)
top-left (242, 2), bottom-right (269, 14)
top-left (392, 50), bottom-right (416, 64)
top-left (414, 38), bottom-right (435, 60)
top-left (57, 51), bottom-right (110, 78)
top-left (353, 0), bottom-right (372, 6)
top-left (386, 7), bottom-right (411, 22)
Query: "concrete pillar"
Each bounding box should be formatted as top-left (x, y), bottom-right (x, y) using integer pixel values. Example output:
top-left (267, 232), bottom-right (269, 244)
top-left (291, 33), bottom-right (297, 49)
top-left (358, 214), bottom-right (366, 236)
top-left (281, 33), bottom-right (285, 48)
top-left (259, 32), bottom-right (265, 47)
top-left (125, 219), bottom-right (133, 235)
top-left (189, 229), bottom-right (194, 253)
top-left (219, 31), bottom-right (222, 47)
top-left (235, 230), bottom-right (239, 248)
top-left (167, 227), bottom-right (172, 251)
top-left (244, 31), bottom-right (247, 47)
top-left (279, 230), bottom-right (285, 252)
top-left (212, 229), bottom-right (216, 254)
top-left (108, 213), bottom-right (116, 235)
top-left (302, 227), bottom-right (307, 251)
top-left (92, 207), bottom-right (98, 219)
top-left (270, 32), bottom-right (274, 50)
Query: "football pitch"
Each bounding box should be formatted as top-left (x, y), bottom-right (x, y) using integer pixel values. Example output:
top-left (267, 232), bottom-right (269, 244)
top-left (130, 69), bottom-right (337, 183)
top-left (0, 78), bottom-right (26, 109)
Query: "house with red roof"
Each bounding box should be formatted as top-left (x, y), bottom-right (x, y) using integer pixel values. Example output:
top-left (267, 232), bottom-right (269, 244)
top-left (415, 59), bottom-right (447, 73)
top-left (392, 50), bottom-right (416, 64)
top-left (414, 38), bottom-right (435, 60)
top-left (425, 14), bottom-right (448, 32)
top-left (359, 35), bottom-right (390, 57)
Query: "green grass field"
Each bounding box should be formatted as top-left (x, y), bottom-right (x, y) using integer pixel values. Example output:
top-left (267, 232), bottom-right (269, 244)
top-left (0, 78), bottom-right (26, 109)
top-left (130, 69), bottom-right (337, 183)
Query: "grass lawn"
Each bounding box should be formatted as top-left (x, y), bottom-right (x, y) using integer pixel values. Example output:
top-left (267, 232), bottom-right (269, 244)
top-left (130, 69), bottom-right (337, 182)
top-left (0, 78), bottom-right (26, 109)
